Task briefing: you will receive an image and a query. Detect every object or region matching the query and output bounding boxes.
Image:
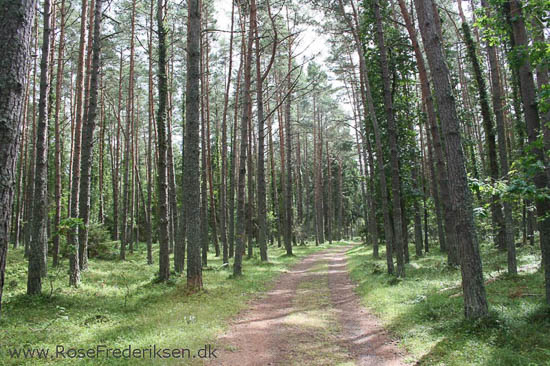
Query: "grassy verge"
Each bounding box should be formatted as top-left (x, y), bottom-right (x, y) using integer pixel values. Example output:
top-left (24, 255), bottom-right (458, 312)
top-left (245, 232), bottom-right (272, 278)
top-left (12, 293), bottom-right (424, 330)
top-left (346, 242), bottom-right (550, 365)
top-left (0, 240), bottom-right (347, 365)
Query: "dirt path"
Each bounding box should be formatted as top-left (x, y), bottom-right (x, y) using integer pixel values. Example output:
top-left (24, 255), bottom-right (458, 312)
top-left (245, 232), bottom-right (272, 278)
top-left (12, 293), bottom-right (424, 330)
top-left (210, 245), bottom-right (406, 366)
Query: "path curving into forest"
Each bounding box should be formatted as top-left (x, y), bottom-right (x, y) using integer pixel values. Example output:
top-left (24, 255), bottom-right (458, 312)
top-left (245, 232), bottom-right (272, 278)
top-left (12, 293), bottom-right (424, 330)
top-left (210, 244), bottom-right (406, 366)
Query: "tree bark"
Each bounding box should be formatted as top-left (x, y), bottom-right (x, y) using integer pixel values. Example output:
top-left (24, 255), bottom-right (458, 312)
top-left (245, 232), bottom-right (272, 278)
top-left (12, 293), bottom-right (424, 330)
top-left (28, 0), bottom-right (52, 295)
top-left (156, 0), bottom-right (170, 282)
top-left (52, 0), bottom-right (66, 268)
top-left (146, 0), bottom-right (155, 266)
top-left (0, 0), bottom-right (35, 317)
top-left (415, 0), bottom-right (489, 318)
top-left (462, 21), bottom-right (509, 257)
top-left (504, 0), bottom-right (550, 304)
top-left (283, 30), bottom-right (293, 256)
top-left (68, 0), bottom-right (89, 287)
top-left (78, 0), bottom-right (102, 276)
top-left (220, 0), bottom-right (235, 265)
top-left (374, 0), bottom-right (405, 276)
top-left (184, 0), bottom-right (203, 289)
top-left (234, 0), bottom-right (253, 275)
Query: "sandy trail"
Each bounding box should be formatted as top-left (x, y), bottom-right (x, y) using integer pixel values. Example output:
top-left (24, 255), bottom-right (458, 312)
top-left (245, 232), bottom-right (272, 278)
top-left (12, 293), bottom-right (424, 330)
top-left (210, 244), bottom-right (406, 366)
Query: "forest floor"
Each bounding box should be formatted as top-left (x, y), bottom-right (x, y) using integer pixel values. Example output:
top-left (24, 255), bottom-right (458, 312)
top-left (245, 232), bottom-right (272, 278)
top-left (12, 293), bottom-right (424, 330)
top-left (0, 240), bottom-right (348, 365)
top-left (347, 242), bottom-right (550, 366)
top-left (212, 244), bottom-right (405, 366)
top-left (2, 240), bottom-right (548, 365)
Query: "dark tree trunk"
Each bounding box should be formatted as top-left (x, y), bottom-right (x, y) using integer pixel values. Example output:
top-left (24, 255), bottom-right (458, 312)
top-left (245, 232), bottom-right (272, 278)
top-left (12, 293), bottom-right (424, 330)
top-left (234, 0), bottom-right (253, 275)
top-left (283, 34), bottom-right (293, 256)
top-left (254, 0), bottom-right (272, 261)
top-left (504, 0), bottom-right (550, 304)
top-left (397, 0), bottom-right (455, 261)
top-left (78, 0), bottom-right (102, 275)
top-left (374, 0), bottom-right (405, 276)
top-left (326, 143), bottom-right (333, 244)
top-left (268, 114), bottom-right (281, 248)
top-left (52, 0), bottom-right (66, 268)
top-left (156, 0), bottom-right (170, 282)
top-left (112, 50), bottom-right (123, 244)
top-left (184, 0), bottom-right (202, 289)
top-left (462, 22), bottom-right (509, 258)
top-left (200, 82), bottom-right (209, 266)
top-left (27, 0), bottom-right (52, 295)
top-left (219, 0), bottom-right (235, 265)
top-left (68, 0), bottom-right (89, 287)
top-left (339, 0), bottom-right (395, 274)
top-left (146, 0), bottom-right (155, 266)
top-left (415, 0), bottom-right (489, 318)
top-left (411, 156), bottom-right (423, 257)
top-left (120, 0), bottom-right (136, 261)
top-left (0, 0), bottom-right (35, 317)
top-left (313, 97), bottom-right (324, 245)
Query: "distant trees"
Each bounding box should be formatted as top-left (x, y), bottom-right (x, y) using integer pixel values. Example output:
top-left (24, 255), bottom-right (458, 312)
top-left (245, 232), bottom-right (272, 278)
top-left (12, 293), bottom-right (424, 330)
top-left (1, 0), bottom-right (549, 318)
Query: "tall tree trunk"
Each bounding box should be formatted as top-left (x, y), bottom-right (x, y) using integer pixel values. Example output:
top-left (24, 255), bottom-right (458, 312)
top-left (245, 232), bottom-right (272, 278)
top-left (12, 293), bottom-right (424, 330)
top-left (397, 0), bottom-right (454, 260)
top-left (156, 0), bottom-right (170, 282)
top-left (52, 0), bottom-right (66, 267)
top-left (254, 0), bottom-right (275, 261)
top-left (184, 0), bottom-right (203, 289)
top-left (504, 0), bottom-right (550, 304)
top-left (28, 0), bottom-right (52, 295)
top-left (176, 91), bottom-right (186, 271)
top-left (296, 131), bottom-right (304, 243)
top-left (112, 49), bottom-right (123, 242)
top-left (338, 0), bottom-right (395, 274)
top-left (220, 0), bottom-right (235, 265)
top-left (0, 0), bottom-right (35, 317)
top-left (68, 0), bottom-right (89, 287)
top-left (283, 31), bottom-right (293, 256)
top-left (98, 73), bottom-right (105, 224)
top-left (325, 143), bottom-right (333, 244)
top-left (246, 81), bottom-right (255, 258)
top-left (78, 0), bottom-right (102, 275)
top-left (415, 0), bottom-right (489, 318)
top-left (201, 100), bottom-right (208, 266)
top-left (268, 112), bottom-right (281, 248)
top-left (234, 1), bottom-right (253, 275)
top-left (146, 0), bottom-right (154, 266)
top-left (167, 96), bottom-right (179, 256)
top-left (337, 157), bottom-right (344, 242)
top-left (313, 95), bottom-right (324, 245)
top-left (120, 0), bottom-right (136, 261)
top-left (228, 57), bottom-right (242, 259)
top-left (374, 0), bottom-right (405, 276)
top-left (202, 18), bottom-right (219, 258)
top-left (200, 14), bottom-right (208, 266)
top-left (462, 20), bottom-right (509, 257)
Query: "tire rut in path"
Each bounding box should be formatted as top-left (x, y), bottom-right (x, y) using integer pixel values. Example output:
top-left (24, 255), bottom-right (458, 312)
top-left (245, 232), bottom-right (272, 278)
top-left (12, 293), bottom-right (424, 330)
top-left (210, 245), bottom-right (406, 366)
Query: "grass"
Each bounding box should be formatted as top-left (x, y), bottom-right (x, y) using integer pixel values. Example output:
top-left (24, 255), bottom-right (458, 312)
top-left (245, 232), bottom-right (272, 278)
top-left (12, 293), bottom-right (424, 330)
top-left (346, 241), bottom-right (550, 366)
top-left (0, 240), bottom-right (347, 365)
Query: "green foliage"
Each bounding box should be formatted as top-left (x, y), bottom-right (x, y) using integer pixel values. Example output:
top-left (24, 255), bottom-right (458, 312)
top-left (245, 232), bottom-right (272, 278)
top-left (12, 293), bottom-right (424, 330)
top-left (347, 243), bottom-right (550, 365)
top-left (0, 241), bottom-right (342, 365)
top-left (87, 223), bottom-right (117, 260)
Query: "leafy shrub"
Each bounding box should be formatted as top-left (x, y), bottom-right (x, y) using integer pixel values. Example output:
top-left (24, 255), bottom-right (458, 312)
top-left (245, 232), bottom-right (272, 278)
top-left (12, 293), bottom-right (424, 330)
top-left (87, 223), bottom-right (116, 259)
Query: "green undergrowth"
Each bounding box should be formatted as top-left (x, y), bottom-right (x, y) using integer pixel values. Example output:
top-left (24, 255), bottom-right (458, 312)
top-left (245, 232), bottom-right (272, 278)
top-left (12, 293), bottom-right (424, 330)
top-left (347, 242), bottom-right (550, 366)
top-left (0, 240), bottom-right (349, 365)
